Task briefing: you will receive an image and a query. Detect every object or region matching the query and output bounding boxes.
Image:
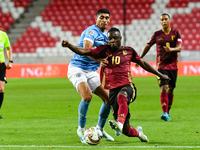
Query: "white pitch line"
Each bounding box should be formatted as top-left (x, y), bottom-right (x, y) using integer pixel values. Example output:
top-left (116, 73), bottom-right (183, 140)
top-left (0, 145), bottom-right (200, 148)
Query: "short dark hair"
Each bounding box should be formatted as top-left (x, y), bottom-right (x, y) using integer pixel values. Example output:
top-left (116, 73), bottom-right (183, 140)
top-left (161, 13), bottom-right (170, 19)
top-left (108, 27), bottom-right (121, 34)
top-left (96, 8), bottom-right (110, 17)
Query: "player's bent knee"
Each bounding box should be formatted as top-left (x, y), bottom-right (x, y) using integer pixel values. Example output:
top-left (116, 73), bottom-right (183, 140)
top-left (82, 95), bottom-right (92, 102)
top-left (0, 87), bottom-right (4, 93)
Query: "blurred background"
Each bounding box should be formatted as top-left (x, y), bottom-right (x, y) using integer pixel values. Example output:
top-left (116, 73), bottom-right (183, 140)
top-left (1, 0), bottom-right (200, 64)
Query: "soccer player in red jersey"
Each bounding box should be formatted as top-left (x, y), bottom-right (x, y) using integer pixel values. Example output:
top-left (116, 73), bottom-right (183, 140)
top-left (140, 13), bottom-right (182, 121)
top-left (62, 27), bottom-right (170, 142)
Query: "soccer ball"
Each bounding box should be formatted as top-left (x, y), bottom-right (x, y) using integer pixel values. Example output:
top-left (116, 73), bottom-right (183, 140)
top-left (84, 127), bottom-right (103, 145)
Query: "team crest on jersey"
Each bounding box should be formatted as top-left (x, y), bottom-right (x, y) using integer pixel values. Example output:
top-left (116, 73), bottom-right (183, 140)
top-left (171, 35), bottom-right (175, 40)
top-left (88, 30), bottom-right (94, 35)
top-left (159, 37), bottom-right (163, 41)
top-left (122, 50), bottom-right (127, 55)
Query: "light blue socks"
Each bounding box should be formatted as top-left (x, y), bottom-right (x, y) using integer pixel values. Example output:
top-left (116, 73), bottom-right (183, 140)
top-left (97, 102), bottom-right (110, 128)
top-left (78, 100), bottom-right (90, 128)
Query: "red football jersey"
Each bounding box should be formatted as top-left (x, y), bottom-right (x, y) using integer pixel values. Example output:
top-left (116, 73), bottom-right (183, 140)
top-left (90, 45), bottom-right (141, 90)
top-left (147, 28), bottom-right (182, 70)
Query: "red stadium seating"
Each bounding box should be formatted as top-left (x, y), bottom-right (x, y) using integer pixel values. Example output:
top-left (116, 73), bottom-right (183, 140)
top-left (171, 7), bottom-right (200, 50)
top-left (40, 0), bottom-right (155, 36)
top-left (12, 27), bottom-right (59, 53)
top-left (8, 0), bottom-right (200, 53)
top-left (166, 0), bottom-right (198, 8)
top-left (0, 10), bottom-right (14, 31)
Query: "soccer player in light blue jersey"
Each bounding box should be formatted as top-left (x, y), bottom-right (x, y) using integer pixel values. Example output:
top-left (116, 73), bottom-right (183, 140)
top-left (67, 8), bottom-right (114, 143)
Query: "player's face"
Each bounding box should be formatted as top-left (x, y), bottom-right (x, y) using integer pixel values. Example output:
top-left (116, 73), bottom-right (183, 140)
top-left (96, 13), bottom-right (110, 32)
top-left (107, 31), bottom-right (121, 51)
top-left (160, 15), bottom-right (171, 29)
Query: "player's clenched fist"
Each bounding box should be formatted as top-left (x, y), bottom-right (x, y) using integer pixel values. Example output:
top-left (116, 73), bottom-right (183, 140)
top-left (62, 40), bottom-right (69, 47)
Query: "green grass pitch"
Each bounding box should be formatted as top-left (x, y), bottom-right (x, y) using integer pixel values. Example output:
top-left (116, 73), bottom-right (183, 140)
top-left (0, 76), bottom-right (199, 150)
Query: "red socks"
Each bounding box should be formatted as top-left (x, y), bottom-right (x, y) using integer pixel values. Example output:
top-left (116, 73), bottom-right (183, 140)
top-left (123, 125), bottom-right (139, 137)
top-left (117, 94), bottom-right (139, 137)
top-left (168, 94), bottom-right (174, 113)
top-left (117, 94), bottom-right (128, 125)
top-left (160, 92), bottom-right (169, 113)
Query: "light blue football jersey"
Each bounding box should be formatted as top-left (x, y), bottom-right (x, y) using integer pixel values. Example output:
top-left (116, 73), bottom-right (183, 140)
top-left (70, 25), bottom-right (108, 71)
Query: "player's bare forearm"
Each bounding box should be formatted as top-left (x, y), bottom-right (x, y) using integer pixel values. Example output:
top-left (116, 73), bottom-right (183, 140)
top-left (164, 44), bottom-right (182, 52)
top-left (62, 40), bottom-right (92, 56)
top-left (140, 45), bottom-right (151, 58)
top-left (138, 60), bottom-right (170, 80)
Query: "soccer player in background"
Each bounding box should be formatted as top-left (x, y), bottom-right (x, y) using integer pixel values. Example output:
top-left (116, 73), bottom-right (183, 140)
top-left (0, 29), bottom-right (13, 119)
top-left (139, 13), bottom-right (182, 121)
top-left (66, 8), bottom-right (114, 143)
top-left (62, 27), bottom-right (170, 142)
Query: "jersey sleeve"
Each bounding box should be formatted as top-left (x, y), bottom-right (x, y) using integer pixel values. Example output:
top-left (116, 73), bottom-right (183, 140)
top-left (131, 48), bottom-right (141, 63)
top-left (176, 30), bottom-right (182, 46)
top-left (83, 28), bottom-right (98, 44)
top-left (89, 45), bottom-right (107, 57)
top-left (147, 32), bottom-right (156, 47)
top-left (89, 46), bottom-right (101, 56)
top-left (4, 32), bottom-right (10, 48)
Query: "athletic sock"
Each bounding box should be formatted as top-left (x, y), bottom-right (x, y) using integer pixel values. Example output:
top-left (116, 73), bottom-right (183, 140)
top-left (78, 99), bottom-right (90, 128)
top-left (0, 93), bottom-right (4, 109)
top-left (168, 93), bottom-right (174, 113)
top-left (77, 126), bottom-right (85, 132)
top-left (117, 94), bottom-right (128, 125)
top-left (160, 92), bottom-right (169, 113)
top-left (122, 125), bottom-right (139, 137)
top-left (97, 102), bottom-right (110, 128)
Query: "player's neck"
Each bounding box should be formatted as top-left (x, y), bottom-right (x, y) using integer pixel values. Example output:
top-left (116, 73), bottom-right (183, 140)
top-left (162, 27), bottom-right (171, 34)
top-left (98, 27), bottom-right (106, 33)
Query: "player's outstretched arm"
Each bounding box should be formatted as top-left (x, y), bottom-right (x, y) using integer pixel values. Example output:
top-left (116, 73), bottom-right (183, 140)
top-left (140, 44), bottom-right (151, 58)
top-left (61, 40), bottom-right (92, 56)
top-left (137, 59), bottom-right (170, 81)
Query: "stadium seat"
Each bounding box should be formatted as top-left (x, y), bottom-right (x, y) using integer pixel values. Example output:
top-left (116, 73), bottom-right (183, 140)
top-left (9, 0), bottom-right (200, 56)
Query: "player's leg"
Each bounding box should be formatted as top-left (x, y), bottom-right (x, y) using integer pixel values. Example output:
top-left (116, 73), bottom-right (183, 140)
top-left (109, 84), bottom-right (136, 136)
top-left (157, 69), bottom-right (171, 121)
top-left (0, 81), bottom-right (5, 119)
top-left (167, 70), bottom-right (177, 114)
top-left (122, 123), bottom-right (149, 142)
top-left (67, 65), bottom-right (92, 144)
top-left (0, 63), bottom-right (6, 119)
top-left (160, 85), bottom-right (171, 121)
top-left (76, 82), bottom-right (92, 144)
top-left (89, 72), bottom-right (114, 141)
top-left (108, 92), bottom-right (128, 137)
top-left (160, 85), bottom-right (169, 114)
top-left (168, 85), bottom-right (174, 113)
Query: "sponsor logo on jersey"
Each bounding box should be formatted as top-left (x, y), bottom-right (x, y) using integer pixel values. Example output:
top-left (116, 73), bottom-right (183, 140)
top-left (159, 37), bottom-right (163, 41)
top-left (88, 30), bottom-right (94, 35)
